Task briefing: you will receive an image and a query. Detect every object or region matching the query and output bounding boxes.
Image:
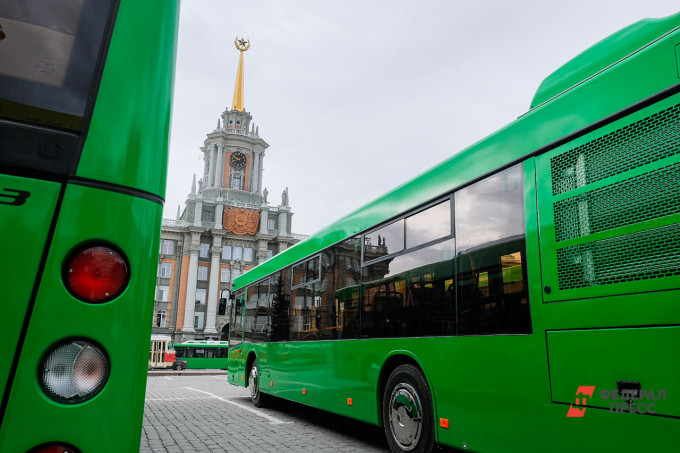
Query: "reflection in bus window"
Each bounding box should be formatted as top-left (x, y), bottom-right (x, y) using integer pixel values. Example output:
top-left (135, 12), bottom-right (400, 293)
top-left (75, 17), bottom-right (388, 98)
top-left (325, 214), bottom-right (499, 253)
top-left (405, 200), bottom-right (452, 249)
top-left (229, 290), bottom-right (245, 345)
top-left (331, 237), bottom-right (362, 339)
top-left (455, 165), bottom-right (531, 335)
top-left (365, 219), bottom-right (404, 261)
top-left (362, 239), bottom-right (455, 338)
top-left (269, 271), bottom-right (290, 342)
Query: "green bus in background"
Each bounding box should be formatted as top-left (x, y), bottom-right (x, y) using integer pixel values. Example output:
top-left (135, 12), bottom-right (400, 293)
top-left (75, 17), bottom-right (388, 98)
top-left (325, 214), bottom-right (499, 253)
top-left (0, 1), bottom-right (179, 452)
top-left (228, 13), bottom-right (680, 452)
top-left (174, 341), bottom-right (230, 370)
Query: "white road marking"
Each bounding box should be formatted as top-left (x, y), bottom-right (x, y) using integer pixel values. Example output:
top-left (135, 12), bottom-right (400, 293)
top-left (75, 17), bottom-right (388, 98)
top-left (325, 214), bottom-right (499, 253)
top-left (147, 396), bottom-right (213, 401)
top-left (184, 387), bottom-right (292, 425)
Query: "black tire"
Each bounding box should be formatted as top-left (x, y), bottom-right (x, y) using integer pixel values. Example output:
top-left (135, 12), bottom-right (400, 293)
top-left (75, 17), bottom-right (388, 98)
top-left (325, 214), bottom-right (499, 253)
top-left (248, 358), bottom-right (269, 407)
top-left (382, 364), bottom-right (435, 453)
top-left (175, 364), bottom-right (184, 371)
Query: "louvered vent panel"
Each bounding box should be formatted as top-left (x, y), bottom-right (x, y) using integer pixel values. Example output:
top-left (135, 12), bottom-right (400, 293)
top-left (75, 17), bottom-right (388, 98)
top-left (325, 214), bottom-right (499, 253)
top-left (547, 102), bottom-right (680, 294)
top-left (550, 104), bottom-right (680, 196)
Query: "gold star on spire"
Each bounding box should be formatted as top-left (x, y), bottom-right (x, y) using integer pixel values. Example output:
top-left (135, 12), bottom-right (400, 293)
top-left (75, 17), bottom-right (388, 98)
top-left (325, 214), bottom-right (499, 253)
top-left (232, 37), bottom-right (250, 111)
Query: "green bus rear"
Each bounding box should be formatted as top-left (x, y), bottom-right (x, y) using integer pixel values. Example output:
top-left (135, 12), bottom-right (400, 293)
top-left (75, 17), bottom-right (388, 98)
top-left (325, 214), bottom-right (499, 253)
top-left (0, 1), bottom-right (179, 452)
top-left (228, 13), bottom-right (680, 452)
top-left (174, 341), bottom-right (229, 370)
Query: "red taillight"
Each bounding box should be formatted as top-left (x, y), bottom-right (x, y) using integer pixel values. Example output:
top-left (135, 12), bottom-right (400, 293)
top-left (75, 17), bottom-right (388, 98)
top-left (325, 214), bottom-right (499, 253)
top-left (64, 245), bottom-right (129, 303)
top-left (29, 444), bottom-right (79, 453)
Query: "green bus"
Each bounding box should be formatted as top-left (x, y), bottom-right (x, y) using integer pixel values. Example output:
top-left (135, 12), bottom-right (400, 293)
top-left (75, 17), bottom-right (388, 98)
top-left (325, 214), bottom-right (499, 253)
top-left (228, 13), bottom-right (680, 452)
top-left (0, 1), bottom-right (179, 452)
top-left (174, 341), bottom-right (229, 370)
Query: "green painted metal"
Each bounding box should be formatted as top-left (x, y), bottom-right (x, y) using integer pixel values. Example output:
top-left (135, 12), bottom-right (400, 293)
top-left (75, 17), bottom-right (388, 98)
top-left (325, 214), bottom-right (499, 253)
top-left (229, 13), bottom-right (680, 452)
top-left (75, 0), bottom-right (179, 198)
top-left (0, 1), bottom-right (179, 452)
top-left (0, 176), bottom-right (60, 406)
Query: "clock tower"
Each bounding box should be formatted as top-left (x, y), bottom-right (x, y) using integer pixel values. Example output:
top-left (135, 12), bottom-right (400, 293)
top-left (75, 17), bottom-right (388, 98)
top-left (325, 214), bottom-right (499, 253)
top-left (155, 38), bottom-right (304, 343)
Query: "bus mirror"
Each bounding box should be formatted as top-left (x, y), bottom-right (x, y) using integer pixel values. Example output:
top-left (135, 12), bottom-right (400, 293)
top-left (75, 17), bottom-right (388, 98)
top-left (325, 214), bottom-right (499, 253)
top-left (218, 298), bottom-right (227, 315)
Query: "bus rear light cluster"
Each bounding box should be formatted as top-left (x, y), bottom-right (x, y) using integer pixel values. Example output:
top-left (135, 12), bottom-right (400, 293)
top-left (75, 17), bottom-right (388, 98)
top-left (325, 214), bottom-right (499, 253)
top-left (39, 340), bottom-right (109, 404)
top-left (64, 244), bottom-right (129, 303)
top-left (29, 443), bottom-right (79, 453)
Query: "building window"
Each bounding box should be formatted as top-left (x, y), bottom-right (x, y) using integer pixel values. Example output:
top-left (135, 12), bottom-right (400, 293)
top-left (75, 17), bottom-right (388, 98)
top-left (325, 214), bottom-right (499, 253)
top-left (161, 239), bottom-right (175, 255)
top-left (267, 219), bottom-right (275, 230)
top-left (232, 269), bottom-right (241, 280)
top-left (221, 267), bottom-right (230, 283)
top-left (244, 247), bottom-right (254, 262)
top-left (194, 312), bottom-right (205, 329)
top-left (266, 250), bottom-right (274, 259)
top-left (196, 288), bottom-right (206, 304)
top-left (156, 310), bottom-right (166, 327)
top-left (199, 243), bottom-right (210, 258)
top-left (159, 262), bottom-right (172, 278)
top-left (233, 246), bottom-right (243, 261)
top-left (198, 266), bottom-right (208, 281)
top-left (231, 172), bottom-right (243, 190)
top-left (202, 209), bottom-right (214, 222)
top-left (157, 286), bottom-right (169, 302)
top-left (222, 245), bottom-right (232, 260)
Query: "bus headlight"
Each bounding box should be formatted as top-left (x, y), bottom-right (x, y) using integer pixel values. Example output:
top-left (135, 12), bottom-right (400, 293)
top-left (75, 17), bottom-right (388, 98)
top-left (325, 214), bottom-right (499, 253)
top-left (39, 340), bottom-right (109, 404)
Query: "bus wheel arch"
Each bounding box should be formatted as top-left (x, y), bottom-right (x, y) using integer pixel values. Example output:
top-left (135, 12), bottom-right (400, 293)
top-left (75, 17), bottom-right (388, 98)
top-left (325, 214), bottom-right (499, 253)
top-left (380, 359), bottom-right (435, 453)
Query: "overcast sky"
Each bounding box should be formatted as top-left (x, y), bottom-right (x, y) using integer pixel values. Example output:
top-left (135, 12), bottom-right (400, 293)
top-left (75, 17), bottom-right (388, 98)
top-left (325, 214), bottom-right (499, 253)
top-left (165, 0), bottom-right (679, 236)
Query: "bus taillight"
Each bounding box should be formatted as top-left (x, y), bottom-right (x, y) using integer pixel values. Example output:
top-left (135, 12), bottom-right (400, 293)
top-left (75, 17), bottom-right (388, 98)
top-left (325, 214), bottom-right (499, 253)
top-left (39, 340), bottom-right (109, 404)
top-left (64, 245), bottom-right (129, 303)
top-left (29, 443), bottom-right (79, 453)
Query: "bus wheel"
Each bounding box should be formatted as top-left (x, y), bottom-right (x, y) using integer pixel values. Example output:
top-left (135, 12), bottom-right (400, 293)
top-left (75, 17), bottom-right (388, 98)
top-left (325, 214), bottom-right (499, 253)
top-left (248, 358), bottom-right (268, 407)
top-left (382, 364), bottom-right (434, 453)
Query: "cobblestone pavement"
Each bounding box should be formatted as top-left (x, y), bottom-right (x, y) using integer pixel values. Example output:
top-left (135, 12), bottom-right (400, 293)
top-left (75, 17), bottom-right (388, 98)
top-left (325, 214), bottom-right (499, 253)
top-left (141, 373), bottom-right (390, 452)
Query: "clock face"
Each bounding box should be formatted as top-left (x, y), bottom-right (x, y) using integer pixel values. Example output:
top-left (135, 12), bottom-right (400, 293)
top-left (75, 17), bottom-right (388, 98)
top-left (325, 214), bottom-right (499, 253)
top-left (230, 151), bottom-right (247, 168)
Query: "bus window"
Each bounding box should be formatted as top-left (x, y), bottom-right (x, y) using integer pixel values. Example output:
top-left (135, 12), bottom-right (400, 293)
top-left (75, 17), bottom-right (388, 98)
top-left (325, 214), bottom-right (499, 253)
top-left (269, 271), bottom-right (291, 342)
top-left (455, 165), bottom-right (531, 335)
top-left (362, 239), bottom-right (455, 338)
top-left (365, 219), bottom-right (404, 261)
top-left (230, 290), bottom-right (245, 345)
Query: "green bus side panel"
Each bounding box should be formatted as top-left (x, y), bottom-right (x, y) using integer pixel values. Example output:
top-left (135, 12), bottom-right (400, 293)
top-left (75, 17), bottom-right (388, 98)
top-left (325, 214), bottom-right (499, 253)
top-left (0, 185), bottom-right (161, 453)
top-left (184, 358), bottom-right (228, 369)
top-left (75, 0), bottom-right (179, 197)
top-left (0, 176), bottom-right (59, 404)
top-left (547, 326), bottom-right (680, 417)
top-left (536, 92), bottom-right (680, 303)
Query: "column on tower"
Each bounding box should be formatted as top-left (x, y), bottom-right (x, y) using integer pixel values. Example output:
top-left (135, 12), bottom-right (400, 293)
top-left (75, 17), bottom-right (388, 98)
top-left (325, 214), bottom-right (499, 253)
top-left (256, 150), bottom-right (264, 193)
top-left (259, 206), bottom-right (269, 235)
top-left (193, 195), bottom-right (203, 227)
top-left (278, 209), bottom-right (288, 236)
top-left (216, 144), bottom-right (225, 187)
top-left (251, 149), bottom-right (261, 193)
top-left (215, 197), bottom-right (224, 230)
top-left (206, 145), bottom-right (217, 187)
top-left (204, 235), bottom-right (222, 334)
top-left (181, 232), bottom-right (201, 333)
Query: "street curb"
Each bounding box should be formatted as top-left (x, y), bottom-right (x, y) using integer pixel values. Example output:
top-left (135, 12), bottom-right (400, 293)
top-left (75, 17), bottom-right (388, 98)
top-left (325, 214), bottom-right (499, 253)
top-left (147, 369), bottom-right (228, 376)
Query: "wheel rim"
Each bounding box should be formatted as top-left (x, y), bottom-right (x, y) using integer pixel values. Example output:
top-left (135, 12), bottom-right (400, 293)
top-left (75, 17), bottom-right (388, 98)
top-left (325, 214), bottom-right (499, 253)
top-left (248, 364), bottom-right (259, 399)
top-left (388, 382), bottom-right (423, 451)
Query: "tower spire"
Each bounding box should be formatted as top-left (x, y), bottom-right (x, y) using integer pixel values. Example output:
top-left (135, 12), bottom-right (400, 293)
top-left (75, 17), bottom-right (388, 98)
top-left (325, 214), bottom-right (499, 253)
top-left (232, 37), bottom-right (250, 111)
